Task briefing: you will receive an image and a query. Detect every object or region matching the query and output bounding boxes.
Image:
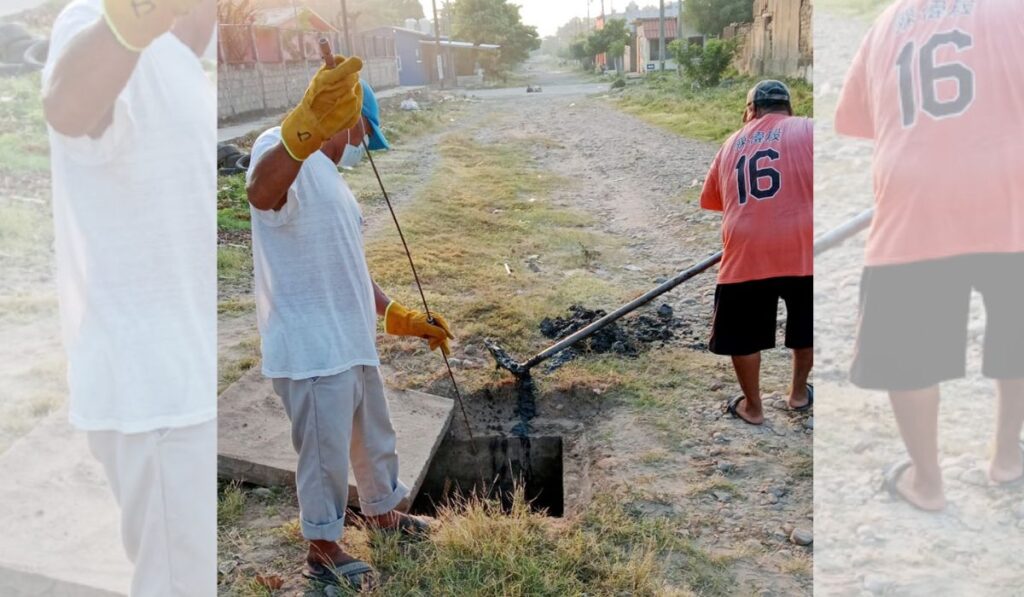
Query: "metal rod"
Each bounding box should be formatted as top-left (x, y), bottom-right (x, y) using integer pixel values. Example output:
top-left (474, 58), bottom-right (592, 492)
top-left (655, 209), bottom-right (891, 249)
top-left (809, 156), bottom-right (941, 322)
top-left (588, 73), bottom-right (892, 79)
top-left (501, 208), bottom-right (875, 374)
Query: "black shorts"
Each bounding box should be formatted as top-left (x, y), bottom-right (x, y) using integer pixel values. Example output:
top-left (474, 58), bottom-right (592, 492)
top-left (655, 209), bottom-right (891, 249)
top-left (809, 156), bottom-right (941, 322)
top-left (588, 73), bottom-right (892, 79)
top-left (851, 252), bottom-right (1024, 391)
top-left (709, 276), bottom-right (813, 356)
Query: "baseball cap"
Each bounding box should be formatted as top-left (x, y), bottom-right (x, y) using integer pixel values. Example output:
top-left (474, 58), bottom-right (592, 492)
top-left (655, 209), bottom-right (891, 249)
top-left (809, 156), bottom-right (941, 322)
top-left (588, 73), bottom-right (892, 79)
top-left (747, 79), bottom-right (791, 107)
top-left (360, 80), bottom-right (390, 151)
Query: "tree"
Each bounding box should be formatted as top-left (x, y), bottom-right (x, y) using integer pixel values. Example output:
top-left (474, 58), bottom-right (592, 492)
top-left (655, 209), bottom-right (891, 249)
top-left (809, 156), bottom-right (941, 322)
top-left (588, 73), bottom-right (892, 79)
top-left (683, 0), bottom-right (753, 36)
top-left (344, 0), bottom-right (423, 31)
top-left (451, 0), bottom-right (540, 74)
top-left (670, 37), bottom-right (738, 86)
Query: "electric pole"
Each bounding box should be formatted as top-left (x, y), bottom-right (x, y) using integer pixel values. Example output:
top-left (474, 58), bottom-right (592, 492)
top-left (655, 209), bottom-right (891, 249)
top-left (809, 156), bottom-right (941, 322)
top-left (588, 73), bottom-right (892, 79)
top-left (658, 0), bottom-right (665, 71)
top-left (431, 0), bottom-right (444, 89)
top-left (339, 0), bottom-right (352, 56)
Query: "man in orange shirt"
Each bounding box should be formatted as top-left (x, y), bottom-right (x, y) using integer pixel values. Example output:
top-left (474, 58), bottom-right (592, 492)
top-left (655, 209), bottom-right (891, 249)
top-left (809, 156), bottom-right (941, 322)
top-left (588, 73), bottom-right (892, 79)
top-left (836, 0), bottom-right (1024, 511)
top-left (699, 80), bottom-right (814, 425)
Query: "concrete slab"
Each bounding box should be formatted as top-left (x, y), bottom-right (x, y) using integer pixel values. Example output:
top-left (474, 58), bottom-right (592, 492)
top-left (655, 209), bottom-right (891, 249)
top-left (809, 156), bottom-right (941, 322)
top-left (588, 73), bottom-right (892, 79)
top-left (0, 410), bottom-right (130, 597)
top-left (218, 368), bottom-right (454, 512)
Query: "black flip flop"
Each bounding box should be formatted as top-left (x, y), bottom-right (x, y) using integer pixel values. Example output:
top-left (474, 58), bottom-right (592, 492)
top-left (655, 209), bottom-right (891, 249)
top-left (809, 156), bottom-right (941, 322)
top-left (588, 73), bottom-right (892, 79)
top-left (881, 459), bottom-right (944, 512)
top-left (791, 383), bottom-right (814, 412)
top-left (304, 559), bottom-right (377, 590)
top-left (725, 394), bottom-right (762, 426)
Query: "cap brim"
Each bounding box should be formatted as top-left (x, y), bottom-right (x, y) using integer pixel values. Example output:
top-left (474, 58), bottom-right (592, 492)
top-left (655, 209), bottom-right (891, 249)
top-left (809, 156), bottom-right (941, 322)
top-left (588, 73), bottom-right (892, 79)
top-left (366, 118), bottom-right (389, 151)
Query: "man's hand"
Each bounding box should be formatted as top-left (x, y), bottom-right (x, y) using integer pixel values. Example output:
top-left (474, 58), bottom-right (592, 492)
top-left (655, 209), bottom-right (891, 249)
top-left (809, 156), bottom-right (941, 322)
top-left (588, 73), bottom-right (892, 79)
top-left (103, 0), bottom-right (202, 51)
top-left (280, 55), bottom-right (364, 162)
top-left (384, 301), bottom-right (454, 356)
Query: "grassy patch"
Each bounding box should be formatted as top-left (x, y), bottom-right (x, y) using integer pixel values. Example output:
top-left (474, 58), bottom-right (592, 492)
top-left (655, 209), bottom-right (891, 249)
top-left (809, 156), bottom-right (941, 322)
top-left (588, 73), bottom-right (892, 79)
top-left (218, 333), bottom-right (260, 392)
top-left (217, 174), bottom-right (251, 233)
top-left (218, 245), bottom-right (252, 284)
top-left (817, 0), bottom-right (890, 16)
top-left (0, 74), bottom-right (49, 174)
top-left (366, 134), bottom-right (628, 390)
top-left (0, 202), bottom-right (53, 261)
top-left (615, 74), bottom-right (813, 144)
top-left (218, 482), bottom-right (247, 527)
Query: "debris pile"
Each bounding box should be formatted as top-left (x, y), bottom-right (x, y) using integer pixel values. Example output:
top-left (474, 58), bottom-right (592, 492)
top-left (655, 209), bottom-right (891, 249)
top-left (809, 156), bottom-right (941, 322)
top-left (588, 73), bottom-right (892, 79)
top-left (538, 303), bottom-right (682, 370)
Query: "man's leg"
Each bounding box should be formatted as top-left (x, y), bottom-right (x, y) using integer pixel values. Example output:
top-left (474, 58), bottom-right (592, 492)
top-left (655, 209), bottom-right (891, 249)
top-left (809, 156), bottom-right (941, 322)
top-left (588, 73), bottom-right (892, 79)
top-left (273, 373), bottom-right (361, 566)
top-left (990, 378), bottom-right (1024, 483)
top-left (888, 386), bottom-right (946, 511)
top-left (731, 352), bottom-right (765, 425)
top-left (87, 419), bottom-right (217, 597)
top-left (789, 348), bottom-right (813, 408)
top-left (348, 366), bottom-right (412, 527)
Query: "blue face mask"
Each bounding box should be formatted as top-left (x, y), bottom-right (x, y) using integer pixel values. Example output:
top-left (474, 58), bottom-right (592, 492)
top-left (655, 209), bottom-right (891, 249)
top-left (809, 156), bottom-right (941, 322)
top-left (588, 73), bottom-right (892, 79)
top-left (340, 134), bottom-right (368, 169)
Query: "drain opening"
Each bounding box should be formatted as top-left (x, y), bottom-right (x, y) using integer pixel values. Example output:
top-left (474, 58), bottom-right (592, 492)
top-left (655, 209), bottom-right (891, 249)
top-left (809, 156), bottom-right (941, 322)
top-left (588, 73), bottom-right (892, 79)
top-left (411, 435), bottom-right (564, 517)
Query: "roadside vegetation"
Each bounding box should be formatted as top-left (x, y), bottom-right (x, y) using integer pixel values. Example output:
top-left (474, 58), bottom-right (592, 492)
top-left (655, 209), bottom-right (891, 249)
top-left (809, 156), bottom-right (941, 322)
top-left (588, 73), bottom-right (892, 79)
top-left (817, 0), bottom-right (890, 16)
top-left (614, 73), bottom-right (813, 144)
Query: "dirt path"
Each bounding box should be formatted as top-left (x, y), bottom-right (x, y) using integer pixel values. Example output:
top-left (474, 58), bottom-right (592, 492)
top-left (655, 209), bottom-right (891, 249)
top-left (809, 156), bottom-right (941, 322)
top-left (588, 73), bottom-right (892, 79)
top-left (814, 9), bottom-right (1024, 596)
top-left (219, 62), bottom-right (814, 595)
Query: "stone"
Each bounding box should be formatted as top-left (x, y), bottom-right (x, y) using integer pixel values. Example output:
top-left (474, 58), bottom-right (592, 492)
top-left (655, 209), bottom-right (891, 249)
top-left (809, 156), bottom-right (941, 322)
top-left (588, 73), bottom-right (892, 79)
top-left (789, 528), bottom-right (813, 546)
top-left (716, 461), bottom-right (736, 474)
top-left (252, 487), bottom-right (273, 499)
top-left (218, 368), bottom-right (453, 512)
top-left (712, 491), bottom-right (732, 503)
top-left (803, 416), bottom-right (814, 430)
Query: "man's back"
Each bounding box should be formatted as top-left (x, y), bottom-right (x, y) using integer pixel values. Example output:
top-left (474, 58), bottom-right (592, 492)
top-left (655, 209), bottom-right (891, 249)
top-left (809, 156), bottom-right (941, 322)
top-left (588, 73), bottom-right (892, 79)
top-left (836, 0), bottom-right (1024, 266)
top-left (700, 113), bottom-right (814, 284)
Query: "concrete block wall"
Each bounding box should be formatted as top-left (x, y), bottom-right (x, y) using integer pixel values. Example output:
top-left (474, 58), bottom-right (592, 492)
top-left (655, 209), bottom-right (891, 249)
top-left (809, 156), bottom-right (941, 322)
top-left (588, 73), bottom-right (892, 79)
top-left (218, 58), bottom-right (400, 122)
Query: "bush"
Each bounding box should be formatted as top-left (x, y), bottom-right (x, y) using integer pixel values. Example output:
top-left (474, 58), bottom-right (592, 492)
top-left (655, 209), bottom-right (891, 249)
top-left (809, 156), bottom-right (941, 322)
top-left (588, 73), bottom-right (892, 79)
top-left (670, 37), bottom-right (738, 87)
top-left (610, 77), bottom-right (626, 89)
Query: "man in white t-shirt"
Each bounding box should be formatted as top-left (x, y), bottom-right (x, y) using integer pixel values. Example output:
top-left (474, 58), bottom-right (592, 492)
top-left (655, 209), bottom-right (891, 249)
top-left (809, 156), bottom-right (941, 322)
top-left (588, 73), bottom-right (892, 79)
top-left (246, 79), bottom-right (453, 590)
top-left (41, 0), bottom-right (216, 594)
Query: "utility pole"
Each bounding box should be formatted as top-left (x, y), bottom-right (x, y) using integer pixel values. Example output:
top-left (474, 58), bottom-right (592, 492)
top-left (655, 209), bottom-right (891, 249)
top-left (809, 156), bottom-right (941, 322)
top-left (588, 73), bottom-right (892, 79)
top-left (445, 0), bottom-right (455, 87)
top-left (658, 0), bottom-right (665, 71)
top-left (338, 0), bottom-right (352, 56)
top-left (431, 0), bottom-right (444, 89)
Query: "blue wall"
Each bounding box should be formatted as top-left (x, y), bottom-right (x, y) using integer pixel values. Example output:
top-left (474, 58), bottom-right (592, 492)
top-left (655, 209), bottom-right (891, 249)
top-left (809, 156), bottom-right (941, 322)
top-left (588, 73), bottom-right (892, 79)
top-left (393, 29), bottom-right (429, 86)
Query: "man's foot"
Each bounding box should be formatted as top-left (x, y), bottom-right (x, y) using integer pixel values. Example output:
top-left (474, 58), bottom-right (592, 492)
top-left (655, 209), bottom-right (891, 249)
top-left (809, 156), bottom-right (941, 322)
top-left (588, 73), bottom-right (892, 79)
top-left (988, 442), bottom-right (1024, 485)
top-left (726, 394), bottom-right (765, 425)
top-left (364, 511), bottom-right (431, 536)
top-left (788, 383), bottom-right (813, 411)
top-left (884, 460), bottom-right (946, 512)
top-left (307, 540), bottom-right (359, 568)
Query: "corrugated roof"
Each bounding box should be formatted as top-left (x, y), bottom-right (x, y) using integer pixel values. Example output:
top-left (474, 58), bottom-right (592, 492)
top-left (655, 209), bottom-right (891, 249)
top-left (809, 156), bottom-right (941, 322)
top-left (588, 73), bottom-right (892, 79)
top-left (638, 18), bottom-right (678, 39)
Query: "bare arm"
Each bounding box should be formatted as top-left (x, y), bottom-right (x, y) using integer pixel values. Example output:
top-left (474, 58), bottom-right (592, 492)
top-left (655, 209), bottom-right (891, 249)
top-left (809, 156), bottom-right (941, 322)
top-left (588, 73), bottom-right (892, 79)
top-left (245, 143), bottom-right (303, 211)
top-left (42, 19), bottom-right (140, 138)
top-left (372, 280), bottom-right (390, 317)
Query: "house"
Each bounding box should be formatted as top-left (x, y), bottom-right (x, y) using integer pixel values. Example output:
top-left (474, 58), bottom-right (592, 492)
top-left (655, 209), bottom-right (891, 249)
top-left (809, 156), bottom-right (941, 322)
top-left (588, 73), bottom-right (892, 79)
top-left (594, 2), bottom-right (702, 74)
top-left (361, 26), bottom-right (499, 87)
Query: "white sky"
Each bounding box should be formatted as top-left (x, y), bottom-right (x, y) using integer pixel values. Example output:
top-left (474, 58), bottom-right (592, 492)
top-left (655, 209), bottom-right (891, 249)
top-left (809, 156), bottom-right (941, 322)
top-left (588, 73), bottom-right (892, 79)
top-left (419, 0), bottom-right (605, 37)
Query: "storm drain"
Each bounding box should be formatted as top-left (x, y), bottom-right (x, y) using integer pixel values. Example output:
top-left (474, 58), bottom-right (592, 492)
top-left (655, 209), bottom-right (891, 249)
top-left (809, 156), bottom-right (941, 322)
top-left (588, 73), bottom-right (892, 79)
top-left (411, 435), bottom-right (564, 517)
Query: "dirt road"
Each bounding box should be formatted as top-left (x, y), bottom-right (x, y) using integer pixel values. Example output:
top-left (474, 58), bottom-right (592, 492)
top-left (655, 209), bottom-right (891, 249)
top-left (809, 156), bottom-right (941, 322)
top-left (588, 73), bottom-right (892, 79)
top-left (220, 59), bottom-right (815, 595)
top-left (814, 9), bottom-right (1024, 596)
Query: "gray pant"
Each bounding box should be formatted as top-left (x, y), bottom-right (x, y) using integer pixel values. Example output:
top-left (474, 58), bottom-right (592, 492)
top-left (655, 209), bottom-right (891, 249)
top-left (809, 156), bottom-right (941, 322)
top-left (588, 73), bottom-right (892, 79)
top-left (87, 419), bottom-right (217, 597)
top-left (273, 365), bottom-right (409, 541)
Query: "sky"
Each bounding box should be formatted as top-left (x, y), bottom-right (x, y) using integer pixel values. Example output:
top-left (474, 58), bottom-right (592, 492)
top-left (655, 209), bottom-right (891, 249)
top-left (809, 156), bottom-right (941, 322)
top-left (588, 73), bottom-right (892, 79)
top-left (418, 0), bottom-right (604, 37)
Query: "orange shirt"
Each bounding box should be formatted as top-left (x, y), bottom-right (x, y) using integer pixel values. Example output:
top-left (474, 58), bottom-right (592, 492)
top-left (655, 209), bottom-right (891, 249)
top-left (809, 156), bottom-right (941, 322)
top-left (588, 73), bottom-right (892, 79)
top-left (700, 113), bottom-right (814, 284)
top-left (835, 0), bottom-right (1024, 266)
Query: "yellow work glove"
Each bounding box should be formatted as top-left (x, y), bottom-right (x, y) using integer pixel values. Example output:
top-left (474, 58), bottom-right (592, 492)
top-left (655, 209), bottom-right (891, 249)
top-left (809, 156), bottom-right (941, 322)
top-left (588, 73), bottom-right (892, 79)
top-left (103, 0), bottom-right (201, 52)
top-left (280, 55), bottom-right (364, 161)
top-left (384, 301), bottom-right (454, 356)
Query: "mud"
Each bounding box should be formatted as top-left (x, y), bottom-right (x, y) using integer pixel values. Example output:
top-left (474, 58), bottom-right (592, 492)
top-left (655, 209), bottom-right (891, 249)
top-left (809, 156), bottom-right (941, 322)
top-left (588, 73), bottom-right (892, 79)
top-left (537, 303), bottom-right (682, 371)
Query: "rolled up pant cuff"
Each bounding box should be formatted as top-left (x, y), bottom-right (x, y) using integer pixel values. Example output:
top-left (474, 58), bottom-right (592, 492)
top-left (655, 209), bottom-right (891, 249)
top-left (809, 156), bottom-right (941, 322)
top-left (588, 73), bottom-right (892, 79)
top-left (359, 481), bottom-right (410, 516)
top-left (300, 515), bottom-right (346, 542)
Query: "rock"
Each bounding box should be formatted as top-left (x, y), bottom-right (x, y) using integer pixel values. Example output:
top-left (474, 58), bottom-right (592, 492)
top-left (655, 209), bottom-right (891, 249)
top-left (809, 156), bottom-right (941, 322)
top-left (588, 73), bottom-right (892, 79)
top-left (446, 358), bottom-right (464, 368)
top-left (713, 491), bottom-right (732, 503)
top-left (959, 467), bottom-right (989, 487)
top-left (252, 487), bottom-right (272, 499)
top-left (654, 277), bottom-right (668, 284)
top-left (324, 585), bottom-right (342, 597)
top-left (463, 344), bottom-right (479, 356)
top-left (716, 461), bottom-right (736, 474)
top-left (623, 264), bottom-right (643, 272)
top-left (770, 486), bottom-right (787, 498)
top-left (789, 528), bottom-right (813, 546)
top-left (399, 98), bottom-right (420, 111)
top-left (712, 432), bottom-right (730, 444)
top-left (803, 416), bottom-right (814, 430)
top-left (657, 303), bottom-right (673, 318)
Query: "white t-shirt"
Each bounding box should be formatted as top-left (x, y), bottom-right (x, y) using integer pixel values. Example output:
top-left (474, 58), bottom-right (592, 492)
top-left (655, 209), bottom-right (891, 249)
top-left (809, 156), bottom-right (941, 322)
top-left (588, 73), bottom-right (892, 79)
top-left (43, 0), bottom-right (216, 433)
top-left (247, 128), bottom-right (379, 380)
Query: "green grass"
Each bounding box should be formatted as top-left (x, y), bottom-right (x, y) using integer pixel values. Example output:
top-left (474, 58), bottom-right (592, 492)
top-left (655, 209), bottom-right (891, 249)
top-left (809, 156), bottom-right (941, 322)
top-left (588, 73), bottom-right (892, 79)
top-left (219, 487), bottom-right (730, 596)
top-left (0, 202), bottom-right (52, 259)
top-left (217, 175), bottom-right (251, 232)
top-left (0, 74), bottom-right (49, 174)
top-left (817, 0), bottom-right (891, 16)
top-left (218, 245), bottom-right (252, 284)
top-left (615, 73), bottom-right (814, 144)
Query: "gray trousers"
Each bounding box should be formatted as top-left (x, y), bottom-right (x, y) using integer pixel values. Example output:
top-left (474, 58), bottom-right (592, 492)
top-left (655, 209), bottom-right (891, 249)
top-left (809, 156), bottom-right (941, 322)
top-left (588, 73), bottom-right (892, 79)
top-left (273, 365), bottom-right (409, 541)
top-left (87, 419), bottom-right (217, 597)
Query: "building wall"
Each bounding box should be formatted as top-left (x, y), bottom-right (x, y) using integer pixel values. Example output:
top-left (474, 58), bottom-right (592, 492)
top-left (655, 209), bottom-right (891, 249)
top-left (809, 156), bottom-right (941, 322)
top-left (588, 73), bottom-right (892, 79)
top-left (218, 58), bottom-right (399, 121)
top-left (395, 31), bottom-right (429, 86)
top-left (725, 0), bottom-right (812, 82)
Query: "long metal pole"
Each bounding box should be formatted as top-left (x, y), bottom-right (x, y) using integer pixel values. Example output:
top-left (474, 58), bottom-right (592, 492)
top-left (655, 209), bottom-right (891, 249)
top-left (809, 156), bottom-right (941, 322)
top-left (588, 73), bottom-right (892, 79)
top-left (339, 0), bottom-right (352, 56)
top-left (658, 0), bottom-right (665, 71)
top-left (431, 0), bottom-right (444, 89)
top-left (507, 208), bottom-right (875, 373)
